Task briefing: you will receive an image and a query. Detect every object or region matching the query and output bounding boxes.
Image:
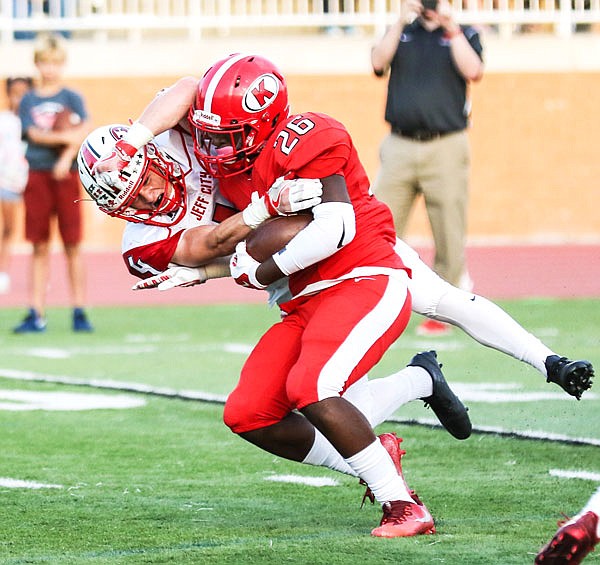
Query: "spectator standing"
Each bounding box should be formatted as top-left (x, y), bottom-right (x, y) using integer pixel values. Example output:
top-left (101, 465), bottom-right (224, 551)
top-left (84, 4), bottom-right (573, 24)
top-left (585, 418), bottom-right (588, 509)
top-left (371, 0), bottom-right (484, 336)
top-left (0, 76), bottom-right (32, 294)
top-left (14, 33), bottom-right (93, 333)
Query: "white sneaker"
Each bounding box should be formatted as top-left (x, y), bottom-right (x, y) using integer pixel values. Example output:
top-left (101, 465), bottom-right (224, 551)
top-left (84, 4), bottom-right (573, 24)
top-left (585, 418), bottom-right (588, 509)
top-left (0, 272), bottom-right (10, 294)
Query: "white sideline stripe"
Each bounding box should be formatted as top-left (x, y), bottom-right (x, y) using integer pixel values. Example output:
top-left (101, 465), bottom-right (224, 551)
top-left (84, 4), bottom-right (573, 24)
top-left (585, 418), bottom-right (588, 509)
top-left (1, 368), bottom-right (598, 447)
top-left (0, 390), bottom-right (146, 411)
top-left (549, 469), bottom-right (600, 481)
top-left (11, 341), bottom-right (253, 359)
top-left (0, 477), bottom-right (62, 489)
top-left (265, 474), bottom-right (339, 487)
top-left (387, 417), bottom-right (600, 447)
top-left (0, 368), bottom-right (228, 403)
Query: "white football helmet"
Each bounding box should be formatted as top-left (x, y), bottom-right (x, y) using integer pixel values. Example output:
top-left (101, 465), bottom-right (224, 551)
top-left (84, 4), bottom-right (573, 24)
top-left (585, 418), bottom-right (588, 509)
top-left (77, 124), bottom-right (187, 226)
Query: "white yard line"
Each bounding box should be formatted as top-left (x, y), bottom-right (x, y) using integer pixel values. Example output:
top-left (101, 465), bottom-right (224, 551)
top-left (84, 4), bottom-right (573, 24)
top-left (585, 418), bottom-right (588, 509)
top-left (264, 475), bottom-right (340, 487)
top-left (0, 368), bottom-right (598, 446)
top-left (0, 478), bottom-right (63, 489)
top-left (549, 469), bottom-right (600, 482)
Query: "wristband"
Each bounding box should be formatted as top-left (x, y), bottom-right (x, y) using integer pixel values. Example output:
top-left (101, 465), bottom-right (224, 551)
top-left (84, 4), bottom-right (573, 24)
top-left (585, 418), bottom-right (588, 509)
top-left (203, 260), bottom-right (231, 280)
top-left (124, 121), bottom-right (154, 151)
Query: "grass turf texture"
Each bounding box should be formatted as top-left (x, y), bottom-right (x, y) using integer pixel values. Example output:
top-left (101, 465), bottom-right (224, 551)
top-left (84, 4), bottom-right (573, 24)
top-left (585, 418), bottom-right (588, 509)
top-left (0, 298), bottom-right (598, 563)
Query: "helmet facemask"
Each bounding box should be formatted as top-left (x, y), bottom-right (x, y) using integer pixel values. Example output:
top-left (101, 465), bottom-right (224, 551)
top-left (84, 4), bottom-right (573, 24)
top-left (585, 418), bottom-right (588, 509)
top-left (78, 125), bottom-right (187, 227)
top-left (192, 122), bottom-right (252, 178)
top-left (113, 144), bottom-right (187, 226)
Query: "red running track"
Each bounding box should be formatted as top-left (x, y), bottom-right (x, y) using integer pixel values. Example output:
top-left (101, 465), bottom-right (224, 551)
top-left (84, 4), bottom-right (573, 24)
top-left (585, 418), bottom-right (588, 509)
top-left (0, 245), bottom-right (598, 308)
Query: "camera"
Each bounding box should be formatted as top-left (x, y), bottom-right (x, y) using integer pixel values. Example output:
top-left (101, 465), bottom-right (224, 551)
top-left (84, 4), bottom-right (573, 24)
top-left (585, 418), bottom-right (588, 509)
top-left (422, 0), bottom-right (438, 10)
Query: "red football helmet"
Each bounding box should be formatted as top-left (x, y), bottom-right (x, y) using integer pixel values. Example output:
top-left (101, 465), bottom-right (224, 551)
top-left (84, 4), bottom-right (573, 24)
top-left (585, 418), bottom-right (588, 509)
top-left (77, 124), bottom-right (187, 226)
top-left (189, 53), bottom-right (289, 178)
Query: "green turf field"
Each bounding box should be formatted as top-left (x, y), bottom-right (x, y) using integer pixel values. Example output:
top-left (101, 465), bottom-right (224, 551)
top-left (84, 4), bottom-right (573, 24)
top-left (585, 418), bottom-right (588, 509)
top-left (0, 299), bottom-right (598, 564)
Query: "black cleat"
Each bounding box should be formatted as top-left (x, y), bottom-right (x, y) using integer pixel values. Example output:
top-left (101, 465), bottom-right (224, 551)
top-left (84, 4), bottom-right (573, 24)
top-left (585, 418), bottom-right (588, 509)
top-left (409, 350), bottom-right (472, 440)
top-left (545, 355), bottom-right (594, 400)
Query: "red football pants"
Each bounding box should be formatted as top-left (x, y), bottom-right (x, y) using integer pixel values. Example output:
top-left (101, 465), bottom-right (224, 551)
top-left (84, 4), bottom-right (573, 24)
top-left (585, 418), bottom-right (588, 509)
top-left (224, 274), bottom-right (411, 434)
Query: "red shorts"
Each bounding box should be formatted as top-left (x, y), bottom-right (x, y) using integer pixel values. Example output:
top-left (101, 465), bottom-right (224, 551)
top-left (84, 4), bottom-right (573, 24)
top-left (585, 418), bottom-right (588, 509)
top-left (223, 274), bottom-right (412, 434)
top-left (23, 170), bottom-right (83, 245)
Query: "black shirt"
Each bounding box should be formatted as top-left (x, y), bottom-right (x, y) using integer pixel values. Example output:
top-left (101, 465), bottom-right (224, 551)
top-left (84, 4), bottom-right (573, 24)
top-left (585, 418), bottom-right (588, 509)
top-left (383, 20), bottom-right (483, 133)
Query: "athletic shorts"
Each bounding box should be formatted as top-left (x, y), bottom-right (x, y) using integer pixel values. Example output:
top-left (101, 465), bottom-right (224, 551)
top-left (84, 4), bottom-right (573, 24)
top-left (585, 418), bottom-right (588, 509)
top-left (0, 188), bottom-right (22, 202)
top-left (23, 170), bottom-right (83, 245)
top-left (223, 273), bottom-right (412, 434)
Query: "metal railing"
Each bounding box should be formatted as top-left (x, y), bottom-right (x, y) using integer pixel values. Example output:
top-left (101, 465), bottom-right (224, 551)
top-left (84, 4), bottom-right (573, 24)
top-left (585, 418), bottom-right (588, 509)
top-left (1, 0), bottom-right (599, 45)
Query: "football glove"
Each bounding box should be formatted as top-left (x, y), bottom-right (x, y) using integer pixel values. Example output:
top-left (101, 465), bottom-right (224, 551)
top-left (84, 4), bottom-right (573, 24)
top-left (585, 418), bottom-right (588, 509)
top-left (230, 241), bottom-right (266, 290)
top-left (242, 178), bottom-right (322, 229)
top-left (132, 266), bottom-right (207, 291)
top-left (266, 177), bottom-right (323, 215)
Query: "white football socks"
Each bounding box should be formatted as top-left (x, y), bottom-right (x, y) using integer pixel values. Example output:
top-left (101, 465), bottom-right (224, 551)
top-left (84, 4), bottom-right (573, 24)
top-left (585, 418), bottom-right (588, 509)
top-left (302, 428), bottom-right (356, 476)
top-left (344, 438), bottom-right (413, 503)
top-left (367, 367), bottom-right (432, 427)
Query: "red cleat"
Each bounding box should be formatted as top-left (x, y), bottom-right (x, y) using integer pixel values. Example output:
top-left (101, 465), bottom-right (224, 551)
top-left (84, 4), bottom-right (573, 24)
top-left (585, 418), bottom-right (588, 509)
top-left (371, 499), bottom-right (435, 538)
top-left (535, 511), bottom-right (599, 564)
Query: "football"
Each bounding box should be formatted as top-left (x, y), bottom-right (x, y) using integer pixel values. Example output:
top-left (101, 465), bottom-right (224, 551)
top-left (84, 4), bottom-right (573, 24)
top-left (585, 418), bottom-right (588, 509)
top-left (53, 109), bottom-right (81, 131)
top-left (246, 213), bottom-right (312, 262)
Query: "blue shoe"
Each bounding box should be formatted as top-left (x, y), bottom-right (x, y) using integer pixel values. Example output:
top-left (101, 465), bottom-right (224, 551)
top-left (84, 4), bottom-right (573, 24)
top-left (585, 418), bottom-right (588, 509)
top-left (73, 308), bottom-right (94, 332)
top-left (13, 308), bottom-right (47, 333)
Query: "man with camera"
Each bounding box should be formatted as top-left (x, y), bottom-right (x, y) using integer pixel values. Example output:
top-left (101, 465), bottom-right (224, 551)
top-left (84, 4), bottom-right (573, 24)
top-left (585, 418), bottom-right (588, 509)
top-left (370, 0), bottom-right (484, 337)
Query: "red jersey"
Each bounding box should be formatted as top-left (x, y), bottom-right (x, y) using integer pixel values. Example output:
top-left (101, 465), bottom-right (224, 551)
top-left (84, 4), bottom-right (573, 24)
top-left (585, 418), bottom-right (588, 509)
top-left (219, 112), bottom-right (405, 296)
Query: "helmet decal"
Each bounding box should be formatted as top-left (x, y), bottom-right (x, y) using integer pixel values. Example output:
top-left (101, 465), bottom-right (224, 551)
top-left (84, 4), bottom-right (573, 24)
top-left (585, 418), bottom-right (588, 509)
top-left (242, 74), bottom-right (280, 112)
top-left (192, 109), bottom-right (221, 127)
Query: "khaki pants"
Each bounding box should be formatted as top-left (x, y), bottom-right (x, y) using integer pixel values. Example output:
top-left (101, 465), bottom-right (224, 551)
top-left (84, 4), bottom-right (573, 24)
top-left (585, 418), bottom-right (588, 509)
top-left (372, 130), bottom-right (470, 287)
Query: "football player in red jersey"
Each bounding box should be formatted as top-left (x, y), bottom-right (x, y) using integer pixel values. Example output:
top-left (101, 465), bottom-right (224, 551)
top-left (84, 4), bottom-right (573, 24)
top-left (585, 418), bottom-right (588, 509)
top-left (188, 53), bottom-right (442, 538)
top-left (90, 55), bottom-right (445, 537)
top-left (81, 118), bottom-right (478, 538)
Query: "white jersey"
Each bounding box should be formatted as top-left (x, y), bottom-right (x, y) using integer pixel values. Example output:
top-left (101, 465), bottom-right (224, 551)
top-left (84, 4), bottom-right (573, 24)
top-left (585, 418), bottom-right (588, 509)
top-left (0, 110), bottom-right (28, 194)
top-left (122, 128), bottom-right (235, 279)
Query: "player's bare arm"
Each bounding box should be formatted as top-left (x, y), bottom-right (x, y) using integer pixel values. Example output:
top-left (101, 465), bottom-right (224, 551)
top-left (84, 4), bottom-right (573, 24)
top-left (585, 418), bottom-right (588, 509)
top-left (136, 76), bottom-right (197, 136)
top-left (173, 177), bottom-right (324, 267)
top-left (170, 217), bottom-right (252, 266)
